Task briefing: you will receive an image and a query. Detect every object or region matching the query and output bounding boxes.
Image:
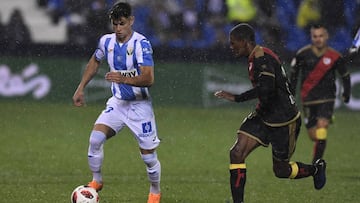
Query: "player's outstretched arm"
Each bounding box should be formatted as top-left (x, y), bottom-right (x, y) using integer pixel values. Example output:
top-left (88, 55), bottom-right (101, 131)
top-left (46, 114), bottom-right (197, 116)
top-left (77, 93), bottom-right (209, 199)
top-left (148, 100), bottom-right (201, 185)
top-left (214, 90), bottom-right (236, 102)
top-left (73, 56), bottom-right (100, 107)
top-left (214, 88), bottom-right (258, 102)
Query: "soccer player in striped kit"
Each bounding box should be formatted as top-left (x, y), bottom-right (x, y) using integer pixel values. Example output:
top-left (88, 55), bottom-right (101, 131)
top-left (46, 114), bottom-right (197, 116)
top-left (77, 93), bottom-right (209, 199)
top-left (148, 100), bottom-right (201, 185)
top-left (72, 2), bottom-right (161, 203)
top-left (289, 24), bottom-right (351, 164)
top-left (214, 23), bottom-right (326, 203)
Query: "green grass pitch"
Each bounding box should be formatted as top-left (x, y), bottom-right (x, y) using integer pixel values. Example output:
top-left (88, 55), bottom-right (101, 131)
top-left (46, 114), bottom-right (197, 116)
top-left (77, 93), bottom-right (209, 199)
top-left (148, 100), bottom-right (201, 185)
top-left (0, 102), bottom-right (359, 202)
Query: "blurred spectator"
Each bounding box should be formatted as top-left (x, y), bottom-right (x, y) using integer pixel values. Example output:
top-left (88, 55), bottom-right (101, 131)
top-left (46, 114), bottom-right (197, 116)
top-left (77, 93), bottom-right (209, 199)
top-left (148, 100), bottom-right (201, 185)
top-left (5, 9), bottom-right (32, 50)
top-left (64, 0), bottom-right (87, 46)
top-left (85, 0), bottom-right (112, 44)
top-left (187, 22), bottom-right (216, 48)
top-left (181, 0), bottom-right (202, 44)
top-left (64, 0), bottom-right (87, 15)
top-left (0, 13), bottom-right (7, 48)
top-left (149, 0), bottom-right (184, 47)
top-left (319, 0), bottom-right (351, 52)
top-left (46, 0), bottom-right (65, 24)
top-left (344, 0), bottom-right (360, 59)
top-left (148, 1), bottom-right (178, 44)
top-left (225, 0), bottom-right (257, 25)
top-left (296, 0), bottom-right (320, 31)
top-left (3, 0), bottom-right (358, 58)
top-left (205, 0), bottom-right (229, 47)
top-left (182, 0), bottom-right (200, 31)
top-left (67, 0), bottom-right (112, 46)
top-left (319, 0), bottom-right (345, 35)
top-left (206, 0), bottom-right (227, 20)
top-left (350, 0), bottom-right (360, 38)
top-left (37, 0), bottom-right (48, 8)
top-left (131, 1), bottom-right (153, 37)
top-left (254, 0), bottom-right (283, 53)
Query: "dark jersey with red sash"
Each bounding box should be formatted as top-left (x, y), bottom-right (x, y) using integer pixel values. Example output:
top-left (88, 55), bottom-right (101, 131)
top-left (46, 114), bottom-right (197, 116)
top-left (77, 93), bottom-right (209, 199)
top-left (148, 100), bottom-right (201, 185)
top-left (289, 45), bottom-right (350, 104)
top-left (236, 46), bottom-right (299, 126)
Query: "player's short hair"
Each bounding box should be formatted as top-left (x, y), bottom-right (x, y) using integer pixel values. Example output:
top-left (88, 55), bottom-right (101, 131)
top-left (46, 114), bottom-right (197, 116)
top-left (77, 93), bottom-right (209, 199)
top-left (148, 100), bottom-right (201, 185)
top-left (230, 23), bottom-right (255, 42)
top-left (310, 23), bottom-right (327, 31)
top-left (109, 2), bottom-right (132, 20)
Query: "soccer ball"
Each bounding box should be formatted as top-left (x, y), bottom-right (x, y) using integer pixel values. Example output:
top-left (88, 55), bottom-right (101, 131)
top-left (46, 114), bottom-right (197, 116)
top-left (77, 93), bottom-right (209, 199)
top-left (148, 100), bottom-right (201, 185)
top-left (71, 185), bottom-right (100, 203)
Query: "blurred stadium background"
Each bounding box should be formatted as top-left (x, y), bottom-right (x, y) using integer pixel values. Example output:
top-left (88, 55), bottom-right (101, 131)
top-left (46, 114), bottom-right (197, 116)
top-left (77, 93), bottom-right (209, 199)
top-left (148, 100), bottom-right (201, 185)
top-left (0, 0), bottom-right (359, 58)
top-left (0, 0), bottom-right (359, 108)
top-left (1, 1), bottom-right (360, 202)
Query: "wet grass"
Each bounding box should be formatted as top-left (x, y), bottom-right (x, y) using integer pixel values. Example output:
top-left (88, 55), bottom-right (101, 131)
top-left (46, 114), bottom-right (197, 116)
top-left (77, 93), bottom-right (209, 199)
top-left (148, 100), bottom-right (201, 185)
top-left (0, 102), bottom-right (359, 202)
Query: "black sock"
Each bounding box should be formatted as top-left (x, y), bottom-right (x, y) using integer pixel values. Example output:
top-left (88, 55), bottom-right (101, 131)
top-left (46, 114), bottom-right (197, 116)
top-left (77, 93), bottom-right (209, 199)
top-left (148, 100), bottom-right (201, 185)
top-left (230, 168), bottom-right (246, 203)
top-left (291, 162), bottom-right (316, 179)
top-left (313, 140), bottom-right (326, 163)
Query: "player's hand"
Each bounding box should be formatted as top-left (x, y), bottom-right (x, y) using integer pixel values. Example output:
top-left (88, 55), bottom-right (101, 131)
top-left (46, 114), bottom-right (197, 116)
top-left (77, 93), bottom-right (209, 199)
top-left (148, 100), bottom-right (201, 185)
top-left (105, 72), bottom-right (126, 84)
top-left (73, 90), bottom-right (85, 107)
top-left (342, 93), bottom-right (350, 103)
top-left (214, 90), bottom-right (235, 101)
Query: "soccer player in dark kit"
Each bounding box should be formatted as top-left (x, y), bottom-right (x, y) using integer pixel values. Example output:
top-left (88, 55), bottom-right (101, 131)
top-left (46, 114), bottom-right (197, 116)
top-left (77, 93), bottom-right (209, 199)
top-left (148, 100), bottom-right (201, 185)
top-left (289, 24), bottom-right (351, 163)
top-left (214, 23), bottom-right (326, 203)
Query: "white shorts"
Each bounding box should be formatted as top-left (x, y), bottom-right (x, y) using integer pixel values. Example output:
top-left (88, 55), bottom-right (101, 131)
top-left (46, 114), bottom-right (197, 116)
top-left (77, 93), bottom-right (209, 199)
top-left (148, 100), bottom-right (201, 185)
top-left (95, 96), bottom-right (160, 150)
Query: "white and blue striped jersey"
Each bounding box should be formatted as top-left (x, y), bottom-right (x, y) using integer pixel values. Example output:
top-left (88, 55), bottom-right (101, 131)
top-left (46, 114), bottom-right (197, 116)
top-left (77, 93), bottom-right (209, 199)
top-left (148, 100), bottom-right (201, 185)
top-left (94, 32), bottom-right (154, 101)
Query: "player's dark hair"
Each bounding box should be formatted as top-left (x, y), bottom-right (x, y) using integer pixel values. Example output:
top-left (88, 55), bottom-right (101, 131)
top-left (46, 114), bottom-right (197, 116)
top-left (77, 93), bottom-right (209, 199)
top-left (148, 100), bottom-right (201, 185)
top-left (310, 23), bottom-right (327, 30)
top-left (230, 23), bottom-right (255, 42)
top-left (109, 2), bottom-right (132, 20)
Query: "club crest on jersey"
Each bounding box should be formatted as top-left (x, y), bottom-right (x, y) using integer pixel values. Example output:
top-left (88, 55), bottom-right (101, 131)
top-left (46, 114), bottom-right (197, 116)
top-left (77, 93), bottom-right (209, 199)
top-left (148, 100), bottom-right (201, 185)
top-left (249, 62), bottom-right (254, 71)
top-left (127, 47), bottom-right (133, 55)
top-left (142, 47), bottom-right (153, 54)
top-left (323, 57), bottom-right (331, 65)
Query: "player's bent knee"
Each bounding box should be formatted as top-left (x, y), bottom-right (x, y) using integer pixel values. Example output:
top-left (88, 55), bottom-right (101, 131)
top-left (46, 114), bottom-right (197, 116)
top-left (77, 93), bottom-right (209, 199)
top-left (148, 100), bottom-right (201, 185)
top-left (230, 146), bottom-right (245, 163)
top-left (89, 130), bottom-right (106, 151)
top-left (141, 151), bottom-right (159, 168)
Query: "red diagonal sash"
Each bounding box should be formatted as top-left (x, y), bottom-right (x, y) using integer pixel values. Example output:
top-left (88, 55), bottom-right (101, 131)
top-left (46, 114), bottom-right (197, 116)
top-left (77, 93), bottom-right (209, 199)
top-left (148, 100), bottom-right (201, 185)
top-left (301, 49), bottom-right (340, 101)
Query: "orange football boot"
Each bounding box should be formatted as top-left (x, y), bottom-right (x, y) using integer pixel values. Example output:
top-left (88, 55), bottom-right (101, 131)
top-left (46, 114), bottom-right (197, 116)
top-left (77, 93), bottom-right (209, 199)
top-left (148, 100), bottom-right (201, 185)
top-left (87, 180), bottom-right (103, 192)
top-left (147, 193), bottom-right (161, 203)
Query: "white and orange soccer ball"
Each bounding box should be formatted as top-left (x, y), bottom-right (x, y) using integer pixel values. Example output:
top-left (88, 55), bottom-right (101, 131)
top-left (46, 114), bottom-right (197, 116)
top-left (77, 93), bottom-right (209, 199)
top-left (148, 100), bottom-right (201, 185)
top-left (71, 185), bottom-right (100, 203)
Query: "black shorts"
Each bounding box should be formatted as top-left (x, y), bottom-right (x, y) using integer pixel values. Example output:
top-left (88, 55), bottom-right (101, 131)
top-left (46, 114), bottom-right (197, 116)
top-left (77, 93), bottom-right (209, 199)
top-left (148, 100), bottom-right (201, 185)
top-left (238, 112), bottom-right (301, 161)
top-left (303, 102), bottom-right (334, 129)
